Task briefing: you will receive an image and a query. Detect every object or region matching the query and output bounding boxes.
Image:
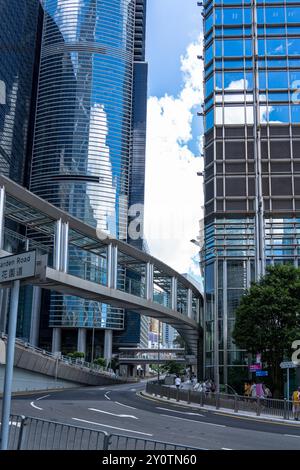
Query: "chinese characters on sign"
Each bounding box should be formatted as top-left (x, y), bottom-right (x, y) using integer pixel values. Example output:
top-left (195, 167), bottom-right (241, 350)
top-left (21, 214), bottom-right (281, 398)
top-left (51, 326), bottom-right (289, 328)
top-left (0, 251), bottom-right (36, 282)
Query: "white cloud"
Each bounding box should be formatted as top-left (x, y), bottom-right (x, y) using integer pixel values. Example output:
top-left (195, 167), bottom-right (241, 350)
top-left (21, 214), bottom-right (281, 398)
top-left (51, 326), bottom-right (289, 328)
top-left (145, 36), bottom-right (204, 280)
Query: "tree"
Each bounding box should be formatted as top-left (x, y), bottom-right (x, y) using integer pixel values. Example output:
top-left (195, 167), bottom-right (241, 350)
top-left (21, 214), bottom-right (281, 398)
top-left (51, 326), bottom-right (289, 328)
top-left (163, 361), bottom-right (185, 376)
top-left (232, 264), bottom-right (300, 397)
top-left (173, 335), bottom-right (186, 349)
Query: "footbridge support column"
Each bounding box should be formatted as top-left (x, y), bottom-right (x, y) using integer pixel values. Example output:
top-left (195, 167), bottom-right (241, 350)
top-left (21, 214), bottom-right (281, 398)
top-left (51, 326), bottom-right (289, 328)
top-left (104, 329), bottom-right (113, 367)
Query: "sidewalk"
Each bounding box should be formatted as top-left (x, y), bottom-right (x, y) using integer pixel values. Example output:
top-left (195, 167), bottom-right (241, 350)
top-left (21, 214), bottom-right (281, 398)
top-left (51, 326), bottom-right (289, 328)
top-left (141, 390), bottom-right (300, 427)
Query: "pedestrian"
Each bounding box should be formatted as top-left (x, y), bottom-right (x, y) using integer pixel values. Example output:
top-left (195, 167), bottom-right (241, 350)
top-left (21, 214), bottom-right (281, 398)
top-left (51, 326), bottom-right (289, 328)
top-left (175, 375), bottom-right (181, 390)
top-left (244, 382), bottom-right (251, 398)
top-left (263, 385), bottom-right (272, 398)
top-left (292, 386), bottom-right (300, 421)
top-left (205, 379), bottom-right (211, 396)
top-left (211, 380), bottom-right (216, 393)
top-left (250, 381), bottom-right (257, 398)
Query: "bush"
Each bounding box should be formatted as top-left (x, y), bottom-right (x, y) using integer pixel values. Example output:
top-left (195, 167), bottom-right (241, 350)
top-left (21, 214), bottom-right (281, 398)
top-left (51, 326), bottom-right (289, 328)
top-left (67, 351), bottom-right (85, 359)
top-left (93, 357), bottom-right (106, 368)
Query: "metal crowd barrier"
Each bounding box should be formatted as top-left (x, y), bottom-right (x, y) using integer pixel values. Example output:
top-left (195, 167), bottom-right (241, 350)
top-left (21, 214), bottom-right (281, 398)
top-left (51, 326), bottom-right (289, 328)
top-left (146, 382), bottom-right (295, 420)
top-left (4, 415), bottom-right (200, 450)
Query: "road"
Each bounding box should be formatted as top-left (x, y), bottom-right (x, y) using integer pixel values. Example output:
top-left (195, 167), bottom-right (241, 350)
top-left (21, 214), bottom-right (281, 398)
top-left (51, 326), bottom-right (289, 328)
top-left (6, 382), bottom-right (300, 450)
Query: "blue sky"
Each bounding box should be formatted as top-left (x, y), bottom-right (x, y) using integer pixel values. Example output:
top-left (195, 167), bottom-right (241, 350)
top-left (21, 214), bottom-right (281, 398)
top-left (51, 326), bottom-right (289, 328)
top-left (144, 1), bottom-right (204, 283)
top-left (146, 0), bottom-right (201, 98)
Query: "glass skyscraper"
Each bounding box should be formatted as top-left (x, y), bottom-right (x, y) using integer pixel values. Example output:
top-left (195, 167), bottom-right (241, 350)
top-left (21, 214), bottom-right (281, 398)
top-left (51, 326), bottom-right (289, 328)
top-left (27, 0), bottom-right (148, 354)
top-left (203, 1), bottom-right (300, 386)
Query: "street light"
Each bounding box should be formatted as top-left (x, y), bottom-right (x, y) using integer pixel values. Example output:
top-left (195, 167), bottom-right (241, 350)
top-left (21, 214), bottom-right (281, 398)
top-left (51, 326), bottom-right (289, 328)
top-left (213, 247), bottom-right (220, 392)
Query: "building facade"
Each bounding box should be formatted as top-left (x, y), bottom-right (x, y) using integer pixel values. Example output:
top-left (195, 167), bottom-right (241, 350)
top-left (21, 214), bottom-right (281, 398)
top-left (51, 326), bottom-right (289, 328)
top-left (202, 1), bottom-right (300, 386)
top-left (0, 0), bottom-right (42, 337)
top-left (27, 0), bottom-right (148, 356)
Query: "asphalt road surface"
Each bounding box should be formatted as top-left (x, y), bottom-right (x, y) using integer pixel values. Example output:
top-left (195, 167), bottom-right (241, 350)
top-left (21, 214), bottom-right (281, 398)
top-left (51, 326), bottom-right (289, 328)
top-left (6, 382), bottom-right (300, 450)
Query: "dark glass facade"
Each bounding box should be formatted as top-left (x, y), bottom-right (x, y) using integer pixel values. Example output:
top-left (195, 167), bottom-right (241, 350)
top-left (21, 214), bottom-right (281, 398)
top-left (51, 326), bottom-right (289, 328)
top-left (0, 0), bottom-right (41, 185)
top-left (203, 0), bottom-right (300, 385)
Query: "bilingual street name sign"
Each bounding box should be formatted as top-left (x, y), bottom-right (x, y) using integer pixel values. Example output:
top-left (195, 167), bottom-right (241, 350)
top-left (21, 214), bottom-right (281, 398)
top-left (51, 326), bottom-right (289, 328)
top-left (0, 251), bottom-right (36, 282)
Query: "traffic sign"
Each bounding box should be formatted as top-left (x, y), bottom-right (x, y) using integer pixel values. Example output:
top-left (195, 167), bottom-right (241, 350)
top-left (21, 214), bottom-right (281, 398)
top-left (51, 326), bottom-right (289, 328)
top-left (280, 361), bottom-right (297, 369)
top-left (249, 364), bottom-right (262, 372)
top-left (256, 370), bottom-right (268, 377)
top-left (0, 251), bottom-right (36, 283)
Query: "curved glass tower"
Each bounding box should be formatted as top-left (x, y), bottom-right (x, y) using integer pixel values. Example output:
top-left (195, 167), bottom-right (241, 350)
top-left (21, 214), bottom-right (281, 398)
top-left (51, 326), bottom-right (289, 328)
top-left (30, 0), bottom-right (135, 236)
top-left (29, 0), bottom-right (138, 344)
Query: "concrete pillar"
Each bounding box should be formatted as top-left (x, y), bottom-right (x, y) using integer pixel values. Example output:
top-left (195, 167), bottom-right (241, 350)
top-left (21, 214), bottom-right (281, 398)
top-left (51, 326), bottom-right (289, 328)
top-left (61, 222), bottom-right (69, 273)
top-left (104, 329), bottom-right (113, 365)
top-left (107, 244), bottom-right (118, 289)
top-left (29, 287), bottom-right (42, 346)
top-left (145, 262), bottom-right (154, 301)
top-left (171, 277), bottom-right (177, 310)
top-left (77, 328), bottom-right (87, 355)
top-left (187, 288), bottom-right (193, 319)
top-left (52, 328), bottom-right (62, 354)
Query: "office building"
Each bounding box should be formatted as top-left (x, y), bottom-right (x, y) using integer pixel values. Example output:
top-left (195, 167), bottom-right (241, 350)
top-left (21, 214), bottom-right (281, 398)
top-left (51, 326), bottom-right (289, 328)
top-left (202, 1), bottom-right (300, 386)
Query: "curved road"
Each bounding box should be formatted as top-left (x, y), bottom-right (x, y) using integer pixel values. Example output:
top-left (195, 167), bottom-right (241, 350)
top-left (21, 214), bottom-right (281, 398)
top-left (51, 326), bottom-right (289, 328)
top-left (8, 382), bottom-right (300, 450)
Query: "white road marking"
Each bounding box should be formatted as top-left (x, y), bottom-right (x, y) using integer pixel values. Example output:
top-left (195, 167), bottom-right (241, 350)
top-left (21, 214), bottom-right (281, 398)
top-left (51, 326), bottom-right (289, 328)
top-left (222, 448), bottom-right (233, 450)
top-left (30, 401), bottom-right (43, 411)
top-left (104, 392), bottom-right (111, 400)
top-left (36, 394), bottom-right (50, 401)
top-left (130, 389), bottom-right (137, 392)
top-left (0, 421), bottom-right (21, 428)
top-left (88, 408), bottom-right (138, 420)
top-left (72, 418), bottom-right (153, 437)
top-left (284, 434), bottom-right (300, 439)
top-left (157, 407), bottom-right (203, 416)
top-left (115, 401), bottom-right (137, 410)
top-left (160, 414), bottom-right (226, 427)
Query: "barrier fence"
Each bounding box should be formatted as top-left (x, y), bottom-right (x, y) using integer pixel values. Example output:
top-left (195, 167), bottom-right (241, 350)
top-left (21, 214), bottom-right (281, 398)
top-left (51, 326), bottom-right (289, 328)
top-left (146, 382), bottom-right (296, 421)
top-left (4, 415), bottom-right (200, 450)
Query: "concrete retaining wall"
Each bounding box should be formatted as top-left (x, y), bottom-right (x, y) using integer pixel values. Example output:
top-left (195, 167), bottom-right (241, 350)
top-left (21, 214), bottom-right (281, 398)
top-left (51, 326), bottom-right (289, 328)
top-left (0, 339), bottom-right (127, 391)
top-left (0, 364), bottom-right (80, 393)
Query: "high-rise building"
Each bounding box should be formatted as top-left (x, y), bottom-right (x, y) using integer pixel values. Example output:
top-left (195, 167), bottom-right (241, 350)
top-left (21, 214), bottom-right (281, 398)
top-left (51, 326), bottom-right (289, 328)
top-left (202, 1), bottom-right (300, 386)
top-left (0, 0), bottom-right (43, 337)
top-left (28, 0), bottom-right (148, 356)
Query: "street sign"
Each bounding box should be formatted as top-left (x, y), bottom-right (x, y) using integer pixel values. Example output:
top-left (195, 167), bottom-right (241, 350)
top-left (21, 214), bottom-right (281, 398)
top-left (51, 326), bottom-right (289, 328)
top-left (256, 370), bottom-right (268, 377)
top-left (249, 364), bottom-right (262, 372)
top-left (280, 361), bottom-right (297, 369)
top-left (0, 251), bottom-right (36, 283)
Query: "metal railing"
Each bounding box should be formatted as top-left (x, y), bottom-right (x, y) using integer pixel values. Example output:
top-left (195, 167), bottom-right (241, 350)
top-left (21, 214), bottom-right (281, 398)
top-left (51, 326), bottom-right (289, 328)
top-left (146, 382), bottom-right (296, 421)
top-left (4, 415), bottom-right (201, 450)
top-left (0, 333), bottom-right (119, 379)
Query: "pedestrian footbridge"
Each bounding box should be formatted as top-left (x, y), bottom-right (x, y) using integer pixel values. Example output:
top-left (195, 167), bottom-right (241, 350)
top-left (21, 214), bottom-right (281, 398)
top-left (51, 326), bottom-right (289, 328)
top-left (0, 176), bottom-right (203, 357)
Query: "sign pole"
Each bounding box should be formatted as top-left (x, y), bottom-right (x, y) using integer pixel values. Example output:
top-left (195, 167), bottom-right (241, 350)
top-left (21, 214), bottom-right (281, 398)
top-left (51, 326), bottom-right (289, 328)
top-left (287, 368), bottom-right (290, 401)
top-left (0, 280), bottom-right (20, 450)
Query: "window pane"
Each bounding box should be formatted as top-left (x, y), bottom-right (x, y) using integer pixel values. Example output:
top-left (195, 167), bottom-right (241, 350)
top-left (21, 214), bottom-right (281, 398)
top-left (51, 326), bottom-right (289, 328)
top-left (268, 71), bottom-right (288, 89)
top-left (265, 7), bottom-right (285, 23)
top-left (206, 43), bottom-right (213, 62)
top-left (288, 39), bottom-right (300, 55)
top-left (206, 108), bottom-right (214, 130)
top-left (266, 39), bottom-right (287, 55)
top-left (268, 105), bottom-right (290, 123)
top-left (287, 7), bottom-right (300, 23)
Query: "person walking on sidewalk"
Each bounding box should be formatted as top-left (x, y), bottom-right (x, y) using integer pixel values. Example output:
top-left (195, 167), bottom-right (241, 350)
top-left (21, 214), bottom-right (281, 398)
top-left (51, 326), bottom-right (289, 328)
top-left (175, 375), bottom-right (181, 390)
top-left (292, 386), bottom-right (300, 421)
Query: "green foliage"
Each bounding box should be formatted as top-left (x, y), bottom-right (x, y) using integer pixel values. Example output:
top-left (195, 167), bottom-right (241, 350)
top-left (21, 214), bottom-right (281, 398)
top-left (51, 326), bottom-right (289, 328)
top-left (232, 264), bottom-right (300, 396)
top-left (67, 351), bottom-right (85, 359)
top-left (162, 361), bottom-right (185, 375)
top-left (93, 357), bottom-right (106, 368)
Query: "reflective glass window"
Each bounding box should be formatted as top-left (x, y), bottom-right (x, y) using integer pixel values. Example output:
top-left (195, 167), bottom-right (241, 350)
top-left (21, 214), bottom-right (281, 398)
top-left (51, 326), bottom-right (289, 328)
top-left (268, 105), bottom-right (290, 123)
top-left (205, 12), bottom-right (213, 32)
top-left (266, 39), bottom-right (287, 55)
top-left (288, 39), bottom-right (300, 55)
top-left (216, 73), bottom-right (222, 89)
top-left (223, 8), bottom-right (246, 25)
top-left (286, 7), bottom-right (300, 23)
top-left (259, 71), bottom-right (267, 88)
top-left (291, 105), bottom-right (300, 123)
top-left (268, 71), bottom-right (288, 89)
top-left (265, 7), bottom-right (285, 24)
top-left (206, 43), bottom-right (213, 62)
top-left (290, 71), bottom-right (300, 88)
top-left (206, 75), bottom-right (214, 96)
top-left (206, 108), bottom-right (214, 130)
top-left (268, 91), bottom-right (289, 101)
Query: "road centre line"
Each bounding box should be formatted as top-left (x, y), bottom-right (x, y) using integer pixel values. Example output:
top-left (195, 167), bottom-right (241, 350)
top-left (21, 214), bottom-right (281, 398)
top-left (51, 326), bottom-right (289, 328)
top-left (72, 418), bottom-right (153, 437)
top-left (157, 407), bottom-right (203, 416)
top-left (36, 395), bottom-right (50, 401)
top-left (104, 392), bottom-right (111, 400)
